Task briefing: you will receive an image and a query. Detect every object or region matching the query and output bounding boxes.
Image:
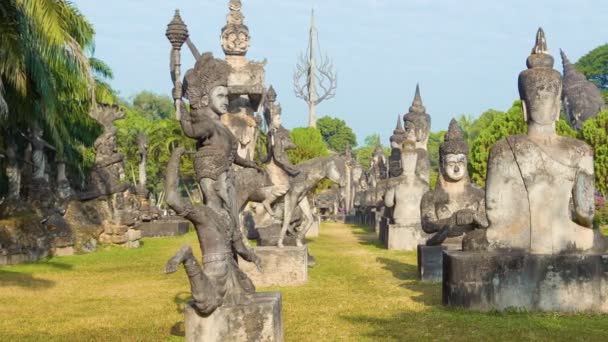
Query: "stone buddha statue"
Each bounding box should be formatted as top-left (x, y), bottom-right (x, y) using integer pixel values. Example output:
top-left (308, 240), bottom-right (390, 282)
top-left (384, 141), bottom-right (428, 227)
top-left (403, 84), bottom-right (431, 184)
top-left (388, 115), bottom-right (406, 178)
top-left (465, 29), bottom-right (607, 254)
top-left (420, 119), bottom-right (488, 246)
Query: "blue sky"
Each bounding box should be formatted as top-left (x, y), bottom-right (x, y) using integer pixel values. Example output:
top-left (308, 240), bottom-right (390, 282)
top-left (75, 0), bottom-right (608, 145)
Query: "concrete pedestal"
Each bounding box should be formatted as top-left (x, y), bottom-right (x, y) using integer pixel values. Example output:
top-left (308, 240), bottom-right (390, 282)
top-left (305, 217), bottom-right (321, 238)
top-left (185, 292), bottom-right (283, 342)
top-left (417, 245), bottom-right (447, 282)
top-left (239, 246), bottom-right (308, 287)
top-left (256, 224), bottom-right (298, 247)
top-left (443, 251), bottom-right (608, 312)
top-left (139, 220), bottom-right (190, 238)
top-left (386, 224), bottom-right (428, 251)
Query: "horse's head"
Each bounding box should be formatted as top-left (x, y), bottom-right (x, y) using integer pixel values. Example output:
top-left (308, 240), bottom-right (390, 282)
top-left (326, 157), bottom-right (347, 188)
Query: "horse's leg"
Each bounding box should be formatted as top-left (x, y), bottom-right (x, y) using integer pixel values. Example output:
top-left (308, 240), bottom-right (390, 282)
top-left (297, 197), bottom-right (314, 246)
top-left (278, 191), bottom-right (296, 248)
top-left (261, 184), bottom-right (288, 220)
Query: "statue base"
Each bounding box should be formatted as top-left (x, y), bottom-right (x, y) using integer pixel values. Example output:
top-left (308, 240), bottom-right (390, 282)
top-left (185, 292), bottom-right (283, 342)
top-left (417, 245), bottom-right (448, 282)
top-left (385, 224), bottom-right (428, 251)
top-left (443, 251), bottom-right (608, 312)
top-left (139, 220), bottom-right (190, 238)
top-left (305, 217), bottom-right (321, 238)
top-left (256, 224), bottom-right (298, 246)
top-left (239, 246), bottom-right (308, 287)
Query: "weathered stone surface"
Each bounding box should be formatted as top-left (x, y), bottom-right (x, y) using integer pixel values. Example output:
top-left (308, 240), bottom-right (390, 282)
top-left (466, 28), bottom-right (606, 255)
top-left (420, 119), bottom-right (487, 247)
top-left (417, 245), bottom-right (447, 282)
top-left (305, 217), bottom-right (320, 238)
top-left (239, 246), bottom-right (308, 287)
top-left (386, 224), bottom-right (429, 251)
top-left (139, 220), bottom-right (190, 238)
top-left (185, 292), bottom-right (283, 342)
top-left (53, 246), bottom-right (75, 257)
top-left (443, 251), bottom-right (608, 312)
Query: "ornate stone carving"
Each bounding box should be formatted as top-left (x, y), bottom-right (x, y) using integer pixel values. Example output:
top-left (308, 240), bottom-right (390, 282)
top-left (420, 119), bottom-right (488, 246)
top-left (465, 28), bottom-right (607, 254)
top-left (560, 49), bottom-right (606, 130)
top-left (221, 0), bottom-right (250, 57)
top-left (81, 104), bottom-right (128, 200)
top-left (166, 52), bottom-right (263, 314)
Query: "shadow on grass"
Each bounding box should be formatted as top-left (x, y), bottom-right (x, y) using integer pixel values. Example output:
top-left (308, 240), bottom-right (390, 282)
top-left (170, 291), bottom-right (191, 337)
top-left (376, 257), bottom-right (441, 306)
top-left (351, 226), bottom-right (385, 249)
top-left (0, 269), bottom-right (55, 289)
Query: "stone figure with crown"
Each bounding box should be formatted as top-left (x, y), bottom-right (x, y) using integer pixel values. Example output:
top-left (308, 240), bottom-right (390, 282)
top-left (417, 119), bottom-right (487, 281)
top-left (444, 29), bottom-right (608, 313)
top-left (164, 9), bottom-right (282, 341)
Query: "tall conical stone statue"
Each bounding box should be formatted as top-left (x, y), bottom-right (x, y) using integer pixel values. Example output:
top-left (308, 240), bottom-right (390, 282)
top-left (560, 49), bottom-right (606, 129)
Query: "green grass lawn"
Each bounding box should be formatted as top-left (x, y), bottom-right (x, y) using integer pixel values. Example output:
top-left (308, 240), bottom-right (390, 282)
top-left (2, 223), bottom-right (608, 341)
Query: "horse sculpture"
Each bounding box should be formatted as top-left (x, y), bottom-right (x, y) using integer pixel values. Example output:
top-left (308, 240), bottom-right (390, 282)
top-left (236, 155), bottom-right (346, 247)
top-left (277, 156), bottom-right (346, 247)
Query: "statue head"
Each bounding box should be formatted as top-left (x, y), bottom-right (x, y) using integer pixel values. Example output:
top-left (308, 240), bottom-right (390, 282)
top-left (403, 84), bottom-right (431, 145)
top-left (439, 119), bottom-right (469, 182)
top-left (183, 53), bottom-right (230, 116)
top-left (518, 28), bottom-right (562, 126)
top-left (263, 85), bottom-right (282, 129)
top-left (400, 141), bottom-right (417, 176)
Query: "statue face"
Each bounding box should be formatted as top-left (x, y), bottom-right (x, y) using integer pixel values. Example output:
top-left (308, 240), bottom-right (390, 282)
top-left (271, 114), bottom-right (282, 128)
top-left (442, 153), bottom-right (467, 182)
top-left (523, 93), bottom-right (560, 125)
top-left (209, 86), bottom-right (229, 115)
top-left (403, 121), bottom-right (417, 143)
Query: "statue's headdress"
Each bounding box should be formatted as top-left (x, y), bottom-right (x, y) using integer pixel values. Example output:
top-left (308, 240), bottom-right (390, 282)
top-left (183, 52), bottom-right (230, 109)
top-left (439, 119), bottom-right (468, 158)
top-left (263, 85), bottom-right (280, 126)
top-left (518, 28), bottom-right (562, 114)
top-left (389, 114), bottom-right (406, 145)
top-left (403, 84), bottom-right (431, 141)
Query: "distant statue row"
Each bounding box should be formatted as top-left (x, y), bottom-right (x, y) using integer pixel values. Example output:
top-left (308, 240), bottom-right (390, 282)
top-left (356, 28), bottom-right (606, 256)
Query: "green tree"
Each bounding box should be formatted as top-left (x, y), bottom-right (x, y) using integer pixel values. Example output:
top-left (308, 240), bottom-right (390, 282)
top-left (354, 134), bottom-right (389, 168)
top-left (316, 116), bottom-right (357, 152)
top-left (576, 44), bottom-right (608, 90)
top-left (287, 127), bottom-right (328, 164)
top-left (427, 131), bottom-right (445, 170)
top-left (132, 91), bottom-right (175, 119)
top-left (115, 104), bottom-right (194, 198)
top-left (580, 110), bottom-right (608, 196)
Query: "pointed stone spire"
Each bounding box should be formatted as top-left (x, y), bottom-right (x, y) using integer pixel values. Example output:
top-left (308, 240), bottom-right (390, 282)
top-left (440, 119), bottom-right (468, 156)
top-left (409, 83), bottom-right (426, 113)
top-left (394, 114), bottom-right (404, 133)
top-left (267, 85), bottom-right (277, 103)
top-left (221, 0), bottom-right (250, 57)
top-left (560, 49), bottom-right (607, 129)
top-left (560, 49), bottom-right (586, 82)
top-left (527, 28), bottom-right (554, 69)
top-left (531, 27), bottom-right (548, 54)
top-left (390, 114), bottom-right (406, 145)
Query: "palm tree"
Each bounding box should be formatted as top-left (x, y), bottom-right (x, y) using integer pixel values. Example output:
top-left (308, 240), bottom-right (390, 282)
top-left (0, 0), bottom-right (116, 191)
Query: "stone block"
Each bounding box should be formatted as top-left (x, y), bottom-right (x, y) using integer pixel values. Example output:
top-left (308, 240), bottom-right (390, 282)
top-left (239, 246), bottom-right (308, 287)
top-left (443, 251), bottom-right (608, 312)
top-left (417, 245), bottom-right (447, 282)
top-left (110, 234), bottom-right (129, 245)
top-left (386, 224), bottom-right (428, 251)
top-left (139, 220), bottom-right (190, 238)
top-left (127, 228), bottom-right (141, 241)
top-left (185, 292), bottom-right (283, 342)
top-left (256, 225), bottom-right (298, 247)
top-left (53, 246), bottom-right (75, 257)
